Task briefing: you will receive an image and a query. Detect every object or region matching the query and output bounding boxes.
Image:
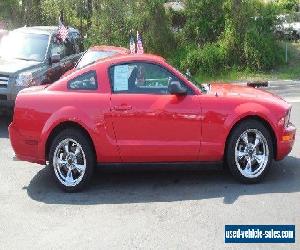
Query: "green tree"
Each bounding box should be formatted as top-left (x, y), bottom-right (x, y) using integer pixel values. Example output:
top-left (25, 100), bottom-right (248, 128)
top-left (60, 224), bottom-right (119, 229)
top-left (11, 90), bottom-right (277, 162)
top-left (22, 0), bottom-right (43, 26)
top-left (85, 0), bottom-right (132, 47)
top-left (276, 0), bottom-right (298, 12)
top-left (130, 0), bottom-right (175, 56)
top-left (0, 0), bottom-right (21, 28)
top-left (85, 0), bottom-right (175, 57)
top-left (183, 0), bottom-right (225, 46)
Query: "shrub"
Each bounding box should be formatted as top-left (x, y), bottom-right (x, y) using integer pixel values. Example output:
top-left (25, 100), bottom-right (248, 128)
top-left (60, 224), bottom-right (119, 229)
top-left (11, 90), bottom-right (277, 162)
top-left (184, 42), bottom-right (227, 76)
top-left (243, 29), bottom-right (284, 70)
top-left (181, 0), bottom-right (284, 76)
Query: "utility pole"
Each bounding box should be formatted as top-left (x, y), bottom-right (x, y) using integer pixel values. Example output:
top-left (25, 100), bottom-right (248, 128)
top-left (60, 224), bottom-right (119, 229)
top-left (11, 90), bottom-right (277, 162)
top-left (285, 42), bottom-right (288, 64)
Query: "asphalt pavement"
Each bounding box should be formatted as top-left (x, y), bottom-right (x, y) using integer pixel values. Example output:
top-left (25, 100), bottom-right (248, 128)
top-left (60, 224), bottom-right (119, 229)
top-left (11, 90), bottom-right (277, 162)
top-left (0, 81), bottom-right (299, 249)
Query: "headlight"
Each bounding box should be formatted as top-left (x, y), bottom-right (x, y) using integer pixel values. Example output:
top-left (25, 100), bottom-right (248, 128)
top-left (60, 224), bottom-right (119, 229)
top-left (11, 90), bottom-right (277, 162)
top-left (279, 108), bottom-right (291, 127)
top-left (16, 72), bottom-right (33, 87)
top-left (284, 108), bottom-right (291, 127)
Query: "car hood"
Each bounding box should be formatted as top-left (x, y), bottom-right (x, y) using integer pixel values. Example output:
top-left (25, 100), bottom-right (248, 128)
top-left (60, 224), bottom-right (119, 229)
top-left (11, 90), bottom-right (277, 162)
top-left (0, 57), bottom-right (41, 75)
top-left (209, 84), bottom-right (287, 104)
top-left (19, 85), bottom-right (49, 94)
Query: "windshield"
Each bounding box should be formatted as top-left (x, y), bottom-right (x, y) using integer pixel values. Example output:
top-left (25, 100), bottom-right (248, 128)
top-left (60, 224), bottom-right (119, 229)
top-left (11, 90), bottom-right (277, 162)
top-left (0, 31), bottom-right (49, 62)
top-left (76, 50), bottom-right (117, 69)
top-left (185, 73), bottom-right (210, 93)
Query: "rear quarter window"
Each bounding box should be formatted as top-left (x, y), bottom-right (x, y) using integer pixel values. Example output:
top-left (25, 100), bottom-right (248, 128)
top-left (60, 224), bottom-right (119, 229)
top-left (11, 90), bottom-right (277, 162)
top-left (68, 71), bottom-right (98, 90)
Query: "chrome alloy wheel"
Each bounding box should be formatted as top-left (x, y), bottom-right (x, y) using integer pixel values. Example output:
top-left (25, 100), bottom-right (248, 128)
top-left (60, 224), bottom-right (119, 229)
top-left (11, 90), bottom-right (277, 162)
top-left (53, 138), bottom-right (87, 187)
top-left (234, 129), bottom-right (269, 178)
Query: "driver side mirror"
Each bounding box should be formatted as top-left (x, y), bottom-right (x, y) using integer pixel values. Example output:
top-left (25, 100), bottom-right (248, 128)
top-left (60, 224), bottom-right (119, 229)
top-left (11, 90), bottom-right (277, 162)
top-left (185, 69), bottom-right (191, 78)
top-left (50, 53), bottom-right (61, 64)
top-left (168, 81), bottom-right (187, 95)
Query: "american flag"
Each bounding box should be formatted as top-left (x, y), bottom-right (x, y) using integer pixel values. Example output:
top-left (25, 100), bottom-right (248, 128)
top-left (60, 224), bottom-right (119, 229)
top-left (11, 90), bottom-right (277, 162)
top-left (136, 31), bottom-right (144, 54)
top-left (129, 32), bottom-right (136, 54)
top-left (57, 24), bottom-right (69, 42)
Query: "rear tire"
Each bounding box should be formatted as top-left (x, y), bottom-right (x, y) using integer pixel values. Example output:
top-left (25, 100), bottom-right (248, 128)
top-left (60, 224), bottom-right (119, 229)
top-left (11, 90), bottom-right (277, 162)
top-left (226, 119), bottom-right (273, 183)
top-left (49, 128), bottom-right (95, 192)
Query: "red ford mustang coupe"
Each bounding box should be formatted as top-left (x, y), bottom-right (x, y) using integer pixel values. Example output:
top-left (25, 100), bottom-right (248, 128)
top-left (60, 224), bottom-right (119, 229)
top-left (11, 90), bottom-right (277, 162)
top-left (9, 54), bottom-right (296, 191)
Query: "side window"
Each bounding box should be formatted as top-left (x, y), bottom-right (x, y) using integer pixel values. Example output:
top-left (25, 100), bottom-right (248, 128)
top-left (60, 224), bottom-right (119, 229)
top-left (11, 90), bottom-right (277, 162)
top-left (68, 71), bottom-right (98, 90)
top-left (109, 62), bottom-right (191, 94)
top-left (64, 39), bottom-right (75, 56)
top-left (69, 32), bottom-right (83, 53)
top-left (51, 41), bottom-right (67, 59)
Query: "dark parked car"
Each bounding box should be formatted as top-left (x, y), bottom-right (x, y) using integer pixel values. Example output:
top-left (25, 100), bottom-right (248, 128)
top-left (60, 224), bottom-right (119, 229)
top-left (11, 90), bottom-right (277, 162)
top-left (275, 14), bottom-right (300, 40)
top-left (0, 26), bottom-right (83, 112)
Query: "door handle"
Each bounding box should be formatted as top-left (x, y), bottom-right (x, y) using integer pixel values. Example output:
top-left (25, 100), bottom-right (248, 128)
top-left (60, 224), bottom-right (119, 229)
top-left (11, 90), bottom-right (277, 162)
top-left (113, 105), bottom-right (132, 111)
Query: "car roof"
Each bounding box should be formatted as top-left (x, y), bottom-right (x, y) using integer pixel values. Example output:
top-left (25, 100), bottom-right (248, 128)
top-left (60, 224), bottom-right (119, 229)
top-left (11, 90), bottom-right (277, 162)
top-left (12, 26), bottom-right (79, 36)
top-left (89, 45), bottom-right (130, 54)
top-left (97, 53), bottom-right (167, 66)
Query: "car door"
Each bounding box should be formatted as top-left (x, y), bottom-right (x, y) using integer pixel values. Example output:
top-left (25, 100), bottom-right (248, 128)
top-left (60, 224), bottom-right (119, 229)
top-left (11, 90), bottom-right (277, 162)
top-left (47, 39), bottom-right (65, 83)
top-left (67, 69), bottom-right (122, 162)
top-left (60, 37), bottom-right (81, 74)
top-left (109, 62), bottom-right (202, 162)
top-left (47, 37), bottom-right (81, 83)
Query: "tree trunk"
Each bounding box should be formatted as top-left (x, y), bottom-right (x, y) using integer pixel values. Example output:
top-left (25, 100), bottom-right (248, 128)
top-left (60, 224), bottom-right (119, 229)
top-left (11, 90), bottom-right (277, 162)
top-left (87, 0), bottom-right (93, 28)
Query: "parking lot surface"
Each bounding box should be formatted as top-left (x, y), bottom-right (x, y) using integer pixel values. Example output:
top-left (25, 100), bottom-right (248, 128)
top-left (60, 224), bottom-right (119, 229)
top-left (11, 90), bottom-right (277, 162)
top-left (0, 81), bottom-right (299, 249)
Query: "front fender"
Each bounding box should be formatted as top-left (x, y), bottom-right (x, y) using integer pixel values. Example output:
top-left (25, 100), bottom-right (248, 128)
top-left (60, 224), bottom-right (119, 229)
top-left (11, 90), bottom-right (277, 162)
top-left (225, 102), bottom-right (279, 136)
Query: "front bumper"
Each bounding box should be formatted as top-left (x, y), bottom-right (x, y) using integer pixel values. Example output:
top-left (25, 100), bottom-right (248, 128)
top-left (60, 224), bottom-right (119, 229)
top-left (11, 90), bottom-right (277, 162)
top-left (0, 76), bottom-right (27, 109)
top-left (0, 85), bottom-right (14, 109)
top-left (276, 123), bottom-right (296, 161)
top-left (0, 99), bottom-right (14, 109)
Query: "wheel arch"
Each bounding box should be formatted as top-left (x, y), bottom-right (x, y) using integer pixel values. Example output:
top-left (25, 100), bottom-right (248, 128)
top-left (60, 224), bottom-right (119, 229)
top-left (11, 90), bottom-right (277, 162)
top-left (45, 121), bottom-right (96, 162)
top-left (224, 115), bottom-right (277, 160)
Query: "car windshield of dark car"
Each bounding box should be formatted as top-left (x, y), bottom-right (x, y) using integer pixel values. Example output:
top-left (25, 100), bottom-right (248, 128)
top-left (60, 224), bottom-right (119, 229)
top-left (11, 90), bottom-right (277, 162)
top-left (76, 50), bottom-right (117, 69)
top-left (0, 31), bottom-right (49, 62)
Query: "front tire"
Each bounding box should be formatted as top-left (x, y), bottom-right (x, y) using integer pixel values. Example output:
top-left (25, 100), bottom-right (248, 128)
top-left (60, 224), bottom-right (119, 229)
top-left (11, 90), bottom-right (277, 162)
top-left (226, 119), bottom-right (273, 183)
top-left (49, 128), bottom-right (95, 192)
